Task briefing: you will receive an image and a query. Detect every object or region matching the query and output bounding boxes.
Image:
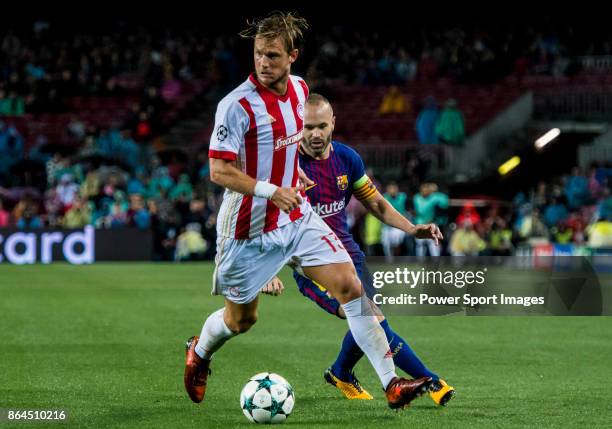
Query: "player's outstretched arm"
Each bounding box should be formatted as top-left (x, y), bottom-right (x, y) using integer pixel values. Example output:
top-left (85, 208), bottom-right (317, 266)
top-left (362, 191), bottom-right (443, 245)
top-left (210, 158), bottom-right (302, 213)
top-left (261, 277), bottom-right (285, 296)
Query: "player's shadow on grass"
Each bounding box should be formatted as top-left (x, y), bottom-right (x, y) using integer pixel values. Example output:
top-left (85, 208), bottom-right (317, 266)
top-left (295, 396), bottom-right (398, 422)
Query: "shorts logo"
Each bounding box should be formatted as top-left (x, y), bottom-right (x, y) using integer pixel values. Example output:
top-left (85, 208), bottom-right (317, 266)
top-left (337, 175), bottom-right (348, 190)
top-left (297, 103), bottom-right (304, 119)
top-left (229, 287), bottom-right (241, 298)
top-left (217, 125), bottom-right (229, 141)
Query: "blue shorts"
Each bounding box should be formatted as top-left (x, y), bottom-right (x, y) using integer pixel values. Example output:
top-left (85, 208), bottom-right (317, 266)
top-left (293, 258), bottom-right (375, 319)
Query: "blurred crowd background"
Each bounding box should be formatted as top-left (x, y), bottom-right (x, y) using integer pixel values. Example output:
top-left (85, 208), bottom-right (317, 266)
top-left (1, 14), bottom-right (611, 261)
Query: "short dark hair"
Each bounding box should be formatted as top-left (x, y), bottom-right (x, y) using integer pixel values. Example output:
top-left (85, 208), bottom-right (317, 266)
top-left (306, 93), bottom-right (331, 107)
top-left (239, 11), bottom-right (309, 53)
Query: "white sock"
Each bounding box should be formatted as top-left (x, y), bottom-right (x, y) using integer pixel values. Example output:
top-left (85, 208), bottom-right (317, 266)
top-left (195, 308), bottom-right (236, 360)
top-left (342, 296), bottom-right (397, 389)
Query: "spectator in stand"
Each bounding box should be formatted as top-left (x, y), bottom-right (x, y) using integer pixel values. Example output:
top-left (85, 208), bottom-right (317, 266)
top-left (565, 211), bottom-right (587, 244)
top-left (182, 198), bottom-right (211, 229)
top-left (81, 170), bottom-right (101, 201)
top-left (378, 86), bottom-right (409, 115)
top-left (587, 166), bottom-right (604, 200)
top-left (456, 201), bottom-right (481, 226)
top-left (364, 212), bottom-right (383, 257)
top-left (413, 183), bottom-right (448, 257)
top-left (66, 116), bottom-right (86, 140)
top-left (394, 49), bottom-right (418, 83)
top-left (161, 69), bottom-right (183, 103)
top-left (134, 111), bottom-right (153, 142)
top-left (531, 181), bottom-right (549, 210)
top-left (586, 214), bottom-right (612, 248)
top-left (435, 99), bottom-right (465, 146)
top-left (195, 151), bottom-right (211, 183)
top-left (175, 223), bottom-right (208, 261)
top-left (43, 188), bottom-right (62, 227)
top-left (551, 221), bottom-right (574, 244)
top-left (170, 174), bottom-right (194, 202)
top-left (517, 208), bottom-right (549, 240)
top-left (381, 182), bottom-right (408, 260)
top-left (449, 220), bottom-right (486, 256)
top-left (0, 125), bottom-right (24, 179)
top-left (55, 174), bottom-right (79, 211)
top-left (594, 163), bottom-right (612, 185)
top-left (127, 194), bottom-right (151, 229)
top-left (543, 196), bottom-right (569, 227)
top-left (14, 198), bottom-right (42, 229)
top-left (46, 153), bottom-right (65, 187)
top-left (184, 198), bottom-right (216, 259)
top-left (151, 187), bottom-right (176, 225)
top-left (117, 128), bottom-right (139, 170)
top-left (596, 187), bottom-right (612, 221)
top-left (486, 218), bottom-right (513, 256)
top-left (416, 97), bottom-right (439, 145)
top-left (564, 167), bottom-right (589, 209)
top-left (106, 200), bottom-right (129, 228)
top-left (127, 167), bottom-right (149, 197)
top-left (0, 198), bottom-right (10, 227)
top-left (346, 196), bottom-right (368, 249)
top-left (148, 166), bottom-right (174, 198)
top-left (0, 89), bottom-right (25, 116)
top-left (63, 196), bottom-right (92, 228)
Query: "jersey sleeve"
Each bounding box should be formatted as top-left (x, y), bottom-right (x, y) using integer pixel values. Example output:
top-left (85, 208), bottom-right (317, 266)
top-left (348, 147), bottom-right (378, 201)
top-left (208, 99), bottom-right (249, 161)
top-left (293, 75), bottom-right (309, 99)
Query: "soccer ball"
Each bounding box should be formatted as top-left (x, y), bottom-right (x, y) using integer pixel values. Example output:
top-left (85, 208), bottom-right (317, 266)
top-left (240, 372), bottom-right (295, 424)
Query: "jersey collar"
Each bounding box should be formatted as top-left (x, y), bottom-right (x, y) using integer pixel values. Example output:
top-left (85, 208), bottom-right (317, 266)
top-left (249, 73), bottom-right (292, 102)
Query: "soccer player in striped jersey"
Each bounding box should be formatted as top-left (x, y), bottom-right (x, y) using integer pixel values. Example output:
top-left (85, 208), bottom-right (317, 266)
top-left (263, 93), bottom-right (455, 405)
top-left (184, 12), bottom-right (433, 410)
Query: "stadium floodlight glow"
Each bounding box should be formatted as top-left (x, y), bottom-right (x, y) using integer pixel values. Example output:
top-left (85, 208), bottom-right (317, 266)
top-left (498, 156), bottom-right (521, 176)
top-left (534, 128), bottom-right (561, 149)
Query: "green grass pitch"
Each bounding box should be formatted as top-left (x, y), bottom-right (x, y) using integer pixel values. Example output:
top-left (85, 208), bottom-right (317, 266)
top-left (1, 263), bottom-right (611, 428)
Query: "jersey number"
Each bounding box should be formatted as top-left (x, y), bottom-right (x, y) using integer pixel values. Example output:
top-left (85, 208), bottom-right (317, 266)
top-left (321, 233), bottom-right (345, 253)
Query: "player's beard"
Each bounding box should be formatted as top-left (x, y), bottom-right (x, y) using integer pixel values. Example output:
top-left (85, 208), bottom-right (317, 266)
top-left (305, 133), bottom-right (332, 158)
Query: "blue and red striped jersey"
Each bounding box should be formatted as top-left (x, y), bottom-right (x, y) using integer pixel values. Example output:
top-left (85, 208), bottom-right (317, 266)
top-left (299, 141), bottom-right (377, 262)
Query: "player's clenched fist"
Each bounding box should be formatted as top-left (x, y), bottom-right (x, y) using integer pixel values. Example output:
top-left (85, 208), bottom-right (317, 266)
top-left (261, 277), bottom-right (284, 296)
top-left (271, 187), bottom-right (302, 213)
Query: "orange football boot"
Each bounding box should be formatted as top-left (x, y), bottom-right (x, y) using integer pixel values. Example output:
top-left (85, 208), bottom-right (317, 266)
top-left (184, 336), bottom-right (211, 403)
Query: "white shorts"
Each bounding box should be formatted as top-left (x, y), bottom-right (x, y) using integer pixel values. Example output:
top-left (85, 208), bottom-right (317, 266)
top-left (212, 209), bottom-right (352, 304)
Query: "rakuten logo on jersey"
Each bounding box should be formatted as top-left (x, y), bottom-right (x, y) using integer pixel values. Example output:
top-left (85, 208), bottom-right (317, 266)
top-left (312, 200), bottom-right (345, 218)
top-left (274, 130), bottom-right (303, 151)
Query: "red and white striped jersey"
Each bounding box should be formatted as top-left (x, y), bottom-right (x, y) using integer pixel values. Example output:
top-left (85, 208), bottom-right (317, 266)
top-left (209, 73), bottom-right (311, 239)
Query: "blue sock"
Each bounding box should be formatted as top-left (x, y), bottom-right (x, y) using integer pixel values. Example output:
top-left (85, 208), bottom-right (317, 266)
top-left (380, 319), bottom-right (439, 380)
top-left (331, 320), bottom-right (439, 381)
top-left (331, 329), bottom-right (364, 381)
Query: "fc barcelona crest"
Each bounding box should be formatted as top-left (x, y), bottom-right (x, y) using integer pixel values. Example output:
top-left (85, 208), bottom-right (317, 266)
top-left (337, 175), bottom-right (348, 190)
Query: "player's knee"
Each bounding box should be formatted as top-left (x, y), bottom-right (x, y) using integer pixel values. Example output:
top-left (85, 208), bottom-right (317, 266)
top-left (226, 313), bottom-right (258, 334)
top-left (335, 271), bottom-right (362, 302)
top-left (236, 314), bottom-right (258, 333)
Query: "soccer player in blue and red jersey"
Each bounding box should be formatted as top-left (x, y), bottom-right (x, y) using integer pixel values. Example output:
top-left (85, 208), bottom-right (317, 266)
top-left (263, 93), bottom-right (455, 405)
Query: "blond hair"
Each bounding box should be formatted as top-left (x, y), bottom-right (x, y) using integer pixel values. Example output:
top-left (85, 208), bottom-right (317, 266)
top-left (239, 11), bottom-right (309, 53)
